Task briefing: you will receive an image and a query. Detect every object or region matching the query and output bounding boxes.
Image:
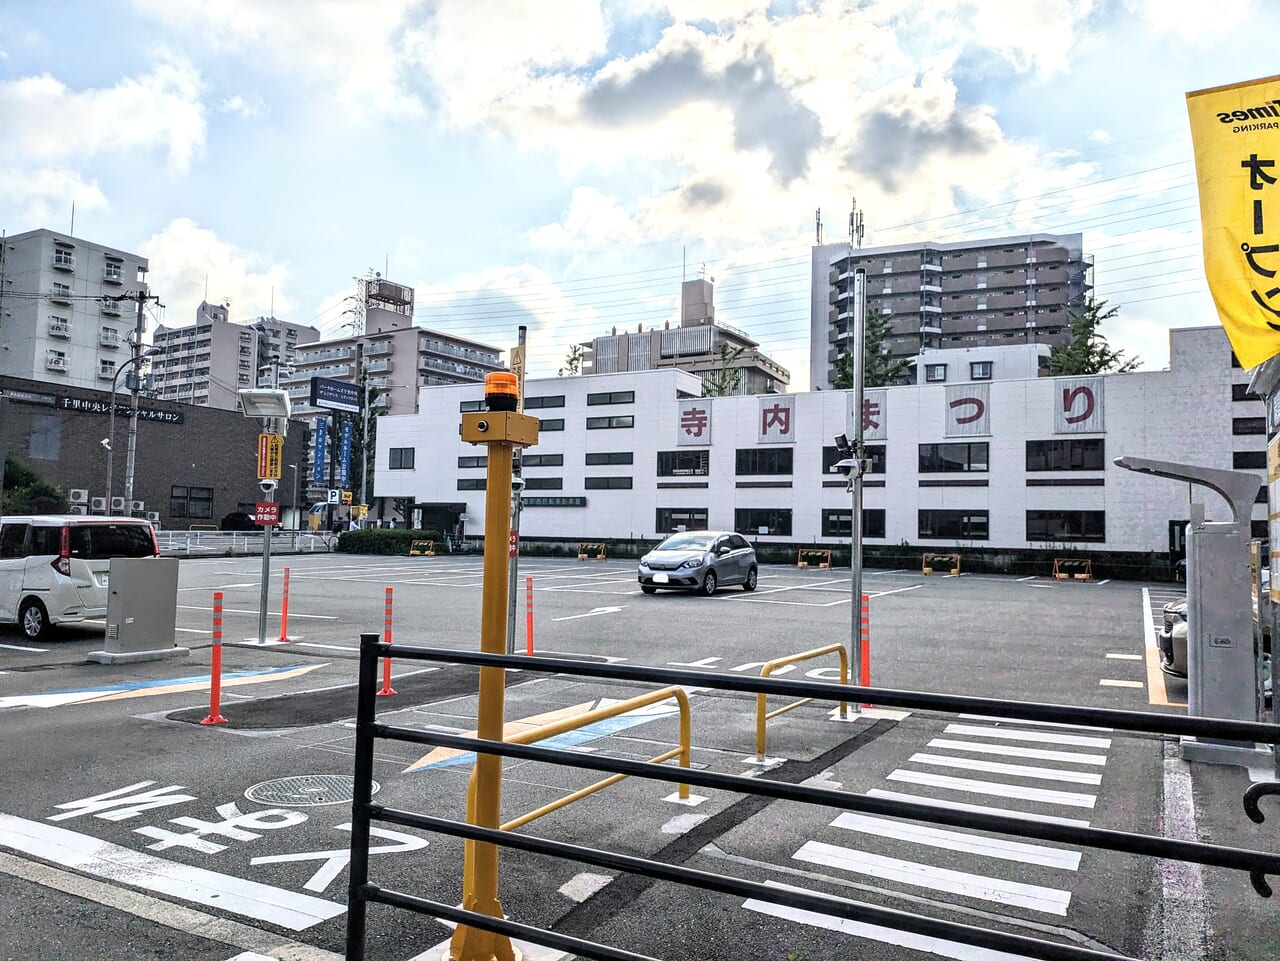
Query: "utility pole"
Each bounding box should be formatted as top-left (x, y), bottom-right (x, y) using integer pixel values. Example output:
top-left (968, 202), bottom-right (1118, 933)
top-left (848, 198), bottom-right (866, 709)
top-left (122, 282), bottom-right (162, 511)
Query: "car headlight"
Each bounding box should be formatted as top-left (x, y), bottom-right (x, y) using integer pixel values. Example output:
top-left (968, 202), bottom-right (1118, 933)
top-left (679, 557), bottom-right (704, 569)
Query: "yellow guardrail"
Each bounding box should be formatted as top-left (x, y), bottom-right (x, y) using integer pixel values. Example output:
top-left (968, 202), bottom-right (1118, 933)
top-left (797, 548), bottom-right (832, 569)
top-left (922, 552), bottom-right (960, 575)
top-left (409, 539), bottom-right (436, 557)
top-left (757, 644), bottom-right (848, 761)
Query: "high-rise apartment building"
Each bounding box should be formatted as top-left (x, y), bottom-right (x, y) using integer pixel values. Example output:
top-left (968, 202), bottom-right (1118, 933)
top-left (809, 233), bottom-right (1092, 390)
top-left (0, 228), bottom-right (149, 391)
top-left (582, 277), bottom-right (789, 394)
top-left (151, 303), bottom-right (319, 410)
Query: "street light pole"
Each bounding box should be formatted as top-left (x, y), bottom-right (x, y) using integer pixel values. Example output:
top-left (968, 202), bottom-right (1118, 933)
top-left (105, 343), bottom-right (159, 511)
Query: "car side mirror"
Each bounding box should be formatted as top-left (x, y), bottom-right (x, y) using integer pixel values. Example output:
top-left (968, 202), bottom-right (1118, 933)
top-left (717, 546), bottom-right (730, 555)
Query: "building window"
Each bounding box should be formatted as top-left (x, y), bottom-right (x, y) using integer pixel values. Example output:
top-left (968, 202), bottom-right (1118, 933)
top-left (586, 415), bottom-right (634, 429)
top-left (658, 450), bottom-right (709, 476)
top-left (458, 478), bottom-right (486, 490)
top-left (918, 510), bottom-right (989, 540)
top-left (389, 448), bottom-right (415, 470)
top-left (656, 508), bottom-right (709, 533)
top-left (1026, 510), bottom-right (1106, 543)
top-left (970, 361), bottom-right (993, 380)
top-left (458, 455), bottom-right (487, 469)
top-left (523, 477), bottom-right (563, 490)
top-left (822, 509), bottom-right (886, 539)
top-left (1232, 383), bottom-right (1258, 402)
top-left (584, 476), bottom-right (633, 490)
top-left (539, 418), bottom-right (565, 431)
top-left (736, 448), bottom-right (793, 475)
top-left (99, 359), bottom-right (117, 378)
top-left (919, 442), bottom-right (988, 472)
top-left (925, 364), bottom-right (947, 382)
top-left (524, 395), bottom-right (566, 409)
top-left (459, 400), bottom-right (485, 412)
top-left (1025, 439), bottom-right (1105, 471)
top-left (822, 444), bottom-right (885, 475)
top-left (587, 390), bottom-right (635, 406)
top-left (522, 453), bottom-right (564, 467)
top-left (1233, 450), bottom-right (1267, 469)
top-left (1253, 519), bottom-right (1269, 539)
top-left (1233, 417), bottom-right (1266, 435)
top-left (735, 508), bottom-right (792, 536)
top-left (28, 414), bottom-right (61, 461)
top-left (170, 485), bottom-right (214, 519)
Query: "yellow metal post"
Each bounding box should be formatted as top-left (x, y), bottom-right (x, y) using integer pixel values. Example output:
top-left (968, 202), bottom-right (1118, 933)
top-left (449, 375), bottom-right (537, 961)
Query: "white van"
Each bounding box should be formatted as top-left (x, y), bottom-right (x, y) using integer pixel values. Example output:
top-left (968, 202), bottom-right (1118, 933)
top-left (0, 515), bottom-right (159, 641)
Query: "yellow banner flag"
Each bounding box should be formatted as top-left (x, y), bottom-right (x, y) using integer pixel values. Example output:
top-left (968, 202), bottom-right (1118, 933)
top-left (1187, 74), bottom-right (1280, 368)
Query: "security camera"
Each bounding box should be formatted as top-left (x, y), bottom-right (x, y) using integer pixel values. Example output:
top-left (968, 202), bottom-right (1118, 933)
top-left (511, 476), bottom-right (526, 492)
top-left (476, 419), bottom-right (489, 432)
top-left (259, 478), bottom-right (278, 493)
top-left (100, 438), bottom-right (111, 450)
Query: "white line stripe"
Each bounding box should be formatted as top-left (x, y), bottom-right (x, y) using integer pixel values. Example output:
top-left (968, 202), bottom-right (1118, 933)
top-left (1105, 653), bottom-right (1143, 660)
top-left (793, 842), bottom-right (1070, 915)
top-left (908, 753), bottom-right (1102, 785)
top-left (0, 813), bottom-right (344, 930)
top-left (955, 714), bottom-right (1112, 733)
top-left (0, 642), bottom-right (48, 652)
top-left (867, 584), bottom-right (925, 598)
top-left (927, 738), bottom-right (1108, 767)
top-left (745, 884), bottom-right (1042, 960)
top-left (1016, 575), bottom-right (1036, 582)
top-left (1142, 586), bottom-right (1158, 651)
top-left (868, 789), bottom-right (1091, 827)
top-left (1100, 679), bottom-right (1144, 688)
top-left (944, 723), bottom-right (1112, 749)
top-left (1096, 579), bottom-right (1111, 586)
top-left (178, 605), bottom-right (337, 620)
top-left (886, 770), bottom-right (1097, 808)
top-left (830, 812), bottom-right (1081, 870)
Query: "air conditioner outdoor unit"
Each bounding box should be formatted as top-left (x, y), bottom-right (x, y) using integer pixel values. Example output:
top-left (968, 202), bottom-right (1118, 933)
top-left (90, 497), bottom-right (107, 512)
top-left (131, 500), bottom-right (145, 512)
top-left (111, 496), bottom-right (126, 512)
top-left (68, 505), bottom-right (87, 516)
top-left (146, 512), bottom-right (160, 522)
top-left (69, 489), bottom-right (89, 504)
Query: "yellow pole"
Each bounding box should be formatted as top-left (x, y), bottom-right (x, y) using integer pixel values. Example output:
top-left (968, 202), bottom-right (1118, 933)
top-left (450, 376), bottom-right (534, 961)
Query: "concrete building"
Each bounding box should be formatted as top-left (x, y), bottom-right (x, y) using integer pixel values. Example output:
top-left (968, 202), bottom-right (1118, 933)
top-left (151, 304), bottom-right (319, 410)
top-left (376, 326), bottom-right (1264, 562)
top-left (583, 277), bottom-right (789, 395)
top-left (0, 228), bottom-right (149, 392)
top-left (810, 233), bottom-right (1092, 390)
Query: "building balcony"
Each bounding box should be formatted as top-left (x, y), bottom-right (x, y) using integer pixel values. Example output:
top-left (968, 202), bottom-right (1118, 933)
top-left (366, 358), bottom-right (393, 374)
top-left (52, 253), bottom-right (76, 272)
top-left (101, 299), bottom-right (123, 316)
top-left (920, 283), bottom-right (942, 293)
top-left (49, 288), bottom-right (73, 305)
top-left (99, 331), bottom-right (121, 349)
top-left (46, 355), bottom-right (68, 372)
top-left (922, 262), bottom-right (942, 272)
top-left (364, 342), bottom-right (394, 357)
top-left (103, 265), bottom-right (124, 284)
top-left (98, 366), bottom-right (116, 380)
top-left (921, 305), bottom-right (942, 314)
top-left (48, 321), bottom-right (72, 338)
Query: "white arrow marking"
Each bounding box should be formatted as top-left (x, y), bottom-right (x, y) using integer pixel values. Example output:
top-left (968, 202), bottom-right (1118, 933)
top-left (250, 823), bottom-right (426, 893)
top-left (552, 605), bottom-right (627, 622)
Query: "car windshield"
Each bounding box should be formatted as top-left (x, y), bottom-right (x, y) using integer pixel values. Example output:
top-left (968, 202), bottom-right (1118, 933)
top-left (657, 533), bottom-right (714, 552)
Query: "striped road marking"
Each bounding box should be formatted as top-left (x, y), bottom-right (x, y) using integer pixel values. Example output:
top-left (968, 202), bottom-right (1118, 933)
top-left (943, 724), bottom-right (1112, 749)
top-left (886, 770), bottom-right (1097, 809)
top-left (0, 814), bottom-right (343, 930)
top-left (955, 714), bottom-right (1111, 732)
top-left (907, 753), bottom-right (1103, 786)
top-left (793, 841), bottom-right (1071, 915)
top-left (867, 789), bottom-right (1091, 827)
top-left (1099, 679), bottom-right (1144, 688)
top-left (830, 813), bottom-right (1081, 870)
top-left (926, 738), bottom-right (1108, 767)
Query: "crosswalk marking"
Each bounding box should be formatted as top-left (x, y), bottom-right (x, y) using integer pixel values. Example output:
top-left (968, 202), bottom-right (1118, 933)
top-left (867, 789), bottom-right (1092, 827)
top-left (886, 770), bottom-right (1097, 808)
top-left (830, 813), bottom-right (1082, 870)
top-left (927, 738), bottom-right (1108, 767)
top-left (956, 714), bottom-right (1112, 733)
top-left (907, 753), bottom-right (1103, 786)
top-left (793, 842), bottom-right (1071, 915)
top-left (944, 723), bottom-right (1112, 749)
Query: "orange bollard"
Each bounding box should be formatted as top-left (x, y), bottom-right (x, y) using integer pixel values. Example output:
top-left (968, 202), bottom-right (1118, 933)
top-left (860, 593), bottom-right (872, 708)
top-left (378, 586), bottom-right (397, 696)
top-left (276, 566), bottom-right (292, 642)
top-left (201, 591), bottom-right (228, 725)
top-left (525, 576), bottom-right (534, 656)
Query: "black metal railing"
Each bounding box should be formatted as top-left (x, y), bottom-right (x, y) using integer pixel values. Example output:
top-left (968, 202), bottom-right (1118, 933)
top-left (346, 635), bottom-right (1280, 961)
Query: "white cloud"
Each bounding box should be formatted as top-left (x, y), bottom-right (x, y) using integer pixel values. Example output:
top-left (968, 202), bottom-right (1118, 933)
top-left (0, 61), bottom-right (206, 170)
top-left (140, 219), bottom-right (292, 331)
top-left (528, 187), bottom-right (642, 252)
top-left (956, 0), bottom-right (1097, 79)
top-left (1134, 0), bottom-right (1250, 43)
top-left (0, 168), bottom-right (107, 226)
top-left (216, 93), bottom-right (268, 119)
top-left (1088, 128), bottom-right (1112, 143)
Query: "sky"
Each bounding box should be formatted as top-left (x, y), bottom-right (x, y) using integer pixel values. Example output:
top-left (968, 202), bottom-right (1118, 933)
top-left (2, 0), bottom-right (1278, 390)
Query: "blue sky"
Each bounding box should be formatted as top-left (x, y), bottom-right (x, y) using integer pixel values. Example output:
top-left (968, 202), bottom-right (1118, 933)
top-left (2, 0), bottom-right (1278, 388)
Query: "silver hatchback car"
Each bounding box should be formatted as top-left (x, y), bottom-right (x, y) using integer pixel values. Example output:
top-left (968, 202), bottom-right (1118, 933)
top-left (637, 530), bottom-right (758, 596)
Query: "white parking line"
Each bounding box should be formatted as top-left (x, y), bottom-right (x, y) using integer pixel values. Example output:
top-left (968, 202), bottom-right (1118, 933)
top-left (1099, 679), bottom-right (1144, 688)
top-left (0, 643), bottom-right (48, 653)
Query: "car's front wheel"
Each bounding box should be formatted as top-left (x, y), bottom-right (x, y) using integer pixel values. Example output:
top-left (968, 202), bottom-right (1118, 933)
top-left (742, 566), bottom-right (758, 592)
top-left (641, 584), bottom-right (657, 594)
top-left (700, 570), bottom-right (718, 596)
top-left (19, 598), bottom-right (49, 641)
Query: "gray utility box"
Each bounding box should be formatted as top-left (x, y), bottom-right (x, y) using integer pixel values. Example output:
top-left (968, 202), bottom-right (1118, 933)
top-left (1188, 521), bottom-right (1259, 721)
top-left (88, 557), bottom-right (188, 664)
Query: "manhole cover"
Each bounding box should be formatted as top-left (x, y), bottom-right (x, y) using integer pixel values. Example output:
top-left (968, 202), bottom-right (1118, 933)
top-left (245, 774), bottom-right (378, 807)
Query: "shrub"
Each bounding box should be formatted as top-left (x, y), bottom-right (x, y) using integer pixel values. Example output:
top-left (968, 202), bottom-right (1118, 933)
top-left (337, 528), bottom-right (443, 555)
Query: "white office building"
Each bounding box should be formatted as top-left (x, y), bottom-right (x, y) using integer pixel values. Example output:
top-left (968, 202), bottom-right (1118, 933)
top-left (375, 326), bottom-right (1264, 559)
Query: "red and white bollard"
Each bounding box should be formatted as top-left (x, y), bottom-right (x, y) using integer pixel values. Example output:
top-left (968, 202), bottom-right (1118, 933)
top-left (378, 586), bottom-right (397, 696)
top-left (276, 566), bottom-right (292, 642)
top-left (201, 591), bottom-right (228, 726)
top-left (525, 576), bottom-right (534, 656)
top-left (860, 592), bottom-right (872, 708)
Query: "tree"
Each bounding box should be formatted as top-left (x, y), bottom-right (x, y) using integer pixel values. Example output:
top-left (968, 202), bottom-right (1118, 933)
top-left (701, 343), bottom-right (745, 397)
top-left (831, 308), bottom-right (911, 388)
top-left (559, 344), bottom-right (584, 377)
top-left (2, 457), bottom-right (68, 515)
top-left (1047, 298), bottom-right (1140, 376)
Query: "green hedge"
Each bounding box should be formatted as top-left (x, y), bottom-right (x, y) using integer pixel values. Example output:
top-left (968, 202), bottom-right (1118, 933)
top-left (336, 528), bottom-right (443, 555)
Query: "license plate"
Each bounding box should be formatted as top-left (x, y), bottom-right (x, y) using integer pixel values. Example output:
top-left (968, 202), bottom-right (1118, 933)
top-left (653, 572), bottom-right (669, 584)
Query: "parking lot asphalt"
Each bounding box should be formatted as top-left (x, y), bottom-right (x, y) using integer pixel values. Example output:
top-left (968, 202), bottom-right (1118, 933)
top-left (0, 553), bottom-right (1274, 961)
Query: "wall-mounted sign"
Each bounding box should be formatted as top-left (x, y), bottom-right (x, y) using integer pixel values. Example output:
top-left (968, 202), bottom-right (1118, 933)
top-left (309, 377), bottom-right (360, 413)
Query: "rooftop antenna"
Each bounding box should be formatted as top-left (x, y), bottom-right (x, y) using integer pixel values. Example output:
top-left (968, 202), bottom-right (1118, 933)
top-left (203, 273), bottom-right (209, 302)
top-left (816, 207), bottom-right (822, 246)
top-left (850, 196), bottom-right (865, 249)
top-left (69, 202), bottom-right (75, 238)
top-left (682, 246), bottom-right (686, 285)
top-left (270, 286), bottom-right (275, 321)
